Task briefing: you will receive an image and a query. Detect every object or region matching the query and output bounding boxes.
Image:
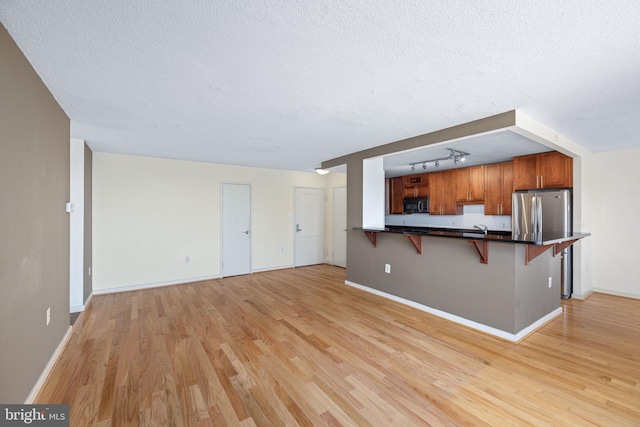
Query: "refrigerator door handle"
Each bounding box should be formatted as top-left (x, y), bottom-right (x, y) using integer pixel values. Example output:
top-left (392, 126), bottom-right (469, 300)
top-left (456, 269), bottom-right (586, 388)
top-left (512, 193), bottom-right (520, 235)
top-left (535, 195), bottom-right (543, 234)
top-left (530, 196), bottom-right (537, 234)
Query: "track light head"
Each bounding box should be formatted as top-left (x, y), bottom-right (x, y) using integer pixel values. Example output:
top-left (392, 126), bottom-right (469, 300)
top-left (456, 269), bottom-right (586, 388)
top-left (422, 163), bottom-right (427, 169)
top-left (435, 160), bottom-right (440, 167)
top-left (411, 165), bottom-right (415, 171)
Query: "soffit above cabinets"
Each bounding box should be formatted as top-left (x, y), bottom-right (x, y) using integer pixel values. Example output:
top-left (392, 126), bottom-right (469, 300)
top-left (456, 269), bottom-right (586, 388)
top-left (383, 130), bottom-right (551, 178)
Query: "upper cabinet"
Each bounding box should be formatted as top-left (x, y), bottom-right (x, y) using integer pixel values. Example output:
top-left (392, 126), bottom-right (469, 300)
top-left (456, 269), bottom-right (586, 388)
top-left (513, 152), bottom-right (573, 190)
top-left (455, 165), bottom-right (485, 204)
top-left (484, 161), bottom-right (513, 216)
top-left (403, 173), bottom-right (429, 198)
top-left (430, 170), bottom-right (461, 215)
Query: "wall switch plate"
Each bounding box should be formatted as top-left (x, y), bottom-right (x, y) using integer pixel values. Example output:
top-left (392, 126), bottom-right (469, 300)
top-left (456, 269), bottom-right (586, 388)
top-left (548, 277), bottom-right (552, 288)
top-left (385, 264), bottom-right (391, 274)
top-left (185, 256), bottom-right (191, 263)
top-left (46, 307), bottom-right (51, 325)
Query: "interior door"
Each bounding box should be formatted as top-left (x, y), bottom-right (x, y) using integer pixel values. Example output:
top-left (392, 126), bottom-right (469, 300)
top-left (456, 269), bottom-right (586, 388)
top-left (294, 187), bottom-right (325, 267)
top-left (332, 187), bottom-right (347, 268)
top-left (222, 183), bottom-right (251, 277)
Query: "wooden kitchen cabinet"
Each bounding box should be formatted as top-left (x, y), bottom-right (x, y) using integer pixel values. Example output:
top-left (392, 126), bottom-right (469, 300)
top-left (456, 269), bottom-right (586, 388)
top-left (513, 151), bottom-right (572, 190)
top-left (388, 177), bottom-right (404, 214)
top-left (403, 173), bottom-right (429, 198)
top-left (455, 165), bottom-right (485, 204)
top-left (429, 170), bottom-right (461, 215)
top-left (484, 161), bottom-right (513, 215)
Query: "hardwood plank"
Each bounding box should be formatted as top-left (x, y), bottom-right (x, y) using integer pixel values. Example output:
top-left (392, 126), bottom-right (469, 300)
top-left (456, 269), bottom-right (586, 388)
top-left (35, 265), bottom-right (640, 426)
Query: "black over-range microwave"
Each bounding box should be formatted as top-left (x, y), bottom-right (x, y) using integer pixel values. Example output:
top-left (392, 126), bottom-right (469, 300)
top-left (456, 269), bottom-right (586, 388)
top-left (403, 197), bottom-right (430, 213)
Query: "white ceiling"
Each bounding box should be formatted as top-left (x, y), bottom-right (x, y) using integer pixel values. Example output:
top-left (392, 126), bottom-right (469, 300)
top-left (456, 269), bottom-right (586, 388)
top-left (2, 1), bottom-right (639, 173)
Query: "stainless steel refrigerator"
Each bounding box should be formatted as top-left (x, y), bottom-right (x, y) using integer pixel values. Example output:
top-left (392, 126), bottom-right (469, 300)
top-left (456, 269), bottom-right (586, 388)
top-left (512, 189), bottom-right (573, 298)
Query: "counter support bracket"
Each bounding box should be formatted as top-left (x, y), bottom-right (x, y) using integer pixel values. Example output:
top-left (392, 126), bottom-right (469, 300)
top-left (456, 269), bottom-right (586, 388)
top-left (525, 244), bottom-right (554, 265)
top-left (553, 239), bottom-right (579, 256)
top-left (364, 231), bottom-right (378, 248)
top-left (469, 240), bottom-right (488, 264)
top-left (406, 234), bottom-right (423, 254)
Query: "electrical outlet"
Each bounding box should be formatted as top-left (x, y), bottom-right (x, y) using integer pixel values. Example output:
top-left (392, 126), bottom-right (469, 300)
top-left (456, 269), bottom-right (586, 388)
top-left (280, 247), bottom-right (284, 253)
top-left (548, 277), bottom-right (552, 288)
top-left (88, 266), bottom-right (91, 276)
top-left (185, 256), bottom-right (191, 263)
top-left (46, 307), bottom-right (51, 325)
top-left (385, 264), bottom-right (391, 274)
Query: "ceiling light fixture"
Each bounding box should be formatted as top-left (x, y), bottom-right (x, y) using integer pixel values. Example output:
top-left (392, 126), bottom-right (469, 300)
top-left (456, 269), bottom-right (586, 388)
top-left (315, 167), bottom-right (329, 175)
top-left (408, 148), bottom-right (470, 171)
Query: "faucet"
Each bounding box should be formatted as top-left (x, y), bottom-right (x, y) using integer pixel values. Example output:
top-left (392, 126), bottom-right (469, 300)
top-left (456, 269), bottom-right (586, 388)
top-left (474, 224), bottom-right (488, 235)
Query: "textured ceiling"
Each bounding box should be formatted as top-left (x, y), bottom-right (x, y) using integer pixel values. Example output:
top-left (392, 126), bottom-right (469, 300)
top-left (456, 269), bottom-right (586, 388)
top-left (2, 1), bottom-right (639, 172)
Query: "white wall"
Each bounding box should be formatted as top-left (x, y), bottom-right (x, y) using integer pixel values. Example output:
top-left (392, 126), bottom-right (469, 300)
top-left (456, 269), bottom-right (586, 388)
top-left (92, 153), bottom-right (346, 292)
top-left (592, 147), bottom-right (640, 298)
top-left (69, 138), bottom-right (85, 311)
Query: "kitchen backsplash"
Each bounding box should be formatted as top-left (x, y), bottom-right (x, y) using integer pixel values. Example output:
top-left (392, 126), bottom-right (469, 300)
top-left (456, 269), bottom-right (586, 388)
top-left (385, 204), bottom-right (511, 231)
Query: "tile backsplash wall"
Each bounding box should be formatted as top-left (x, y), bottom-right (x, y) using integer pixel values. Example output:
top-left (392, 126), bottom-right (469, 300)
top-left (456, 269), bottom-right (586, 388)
top-left (385, 205), bottom-right (511, 231)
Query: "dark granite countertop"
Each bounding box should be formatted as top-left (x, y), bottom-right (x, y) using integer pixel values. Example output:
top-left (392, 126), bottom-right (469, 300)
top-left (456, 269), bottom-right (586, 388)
top-left (356, 225), bottom-right (590, 245)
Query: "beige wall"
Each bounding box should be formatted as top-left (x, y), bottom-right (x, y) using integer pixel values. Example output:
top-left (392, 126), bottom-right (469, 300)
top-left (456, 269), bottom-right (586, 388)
top-left (592, 147), bottom-right (640, 298)
top-left (92, 153), bottom-right (346, 292)
top-left (0, 24), bottom-right (70, 402)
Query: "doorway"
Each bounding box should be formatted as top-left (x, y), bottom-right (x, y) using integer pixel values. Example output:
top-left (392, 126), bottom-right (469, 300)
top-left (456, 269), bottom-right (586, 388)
top-left (221, 183), bottom-right (251, 277)
top-left (294, 187), bottom-right (325, 267)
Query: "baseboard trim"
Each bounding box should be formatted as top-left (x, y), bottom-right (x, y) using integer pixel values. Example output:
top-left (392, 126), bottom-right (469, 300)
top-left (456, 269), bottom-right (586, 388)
top-left (252, 264), bottom-right (293, 273)
top-left (593, 288), bottom-right (640, 300)
top-left (344, 280), bottom-right (563, 343)
top-left (24, 326), bottom-right (73, 404)
top-left (571, 289), bottom-right (595, 300)
top-left (93, 274), bottom-right (221, 295)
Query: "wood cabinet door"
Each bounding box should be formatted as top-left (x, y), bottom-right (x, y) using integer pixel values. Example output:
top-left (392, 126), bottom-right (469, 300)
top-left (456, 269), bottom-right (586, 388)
top-left (484, 163), bottom-right (502, 215)
top-left (455, 168), bottom-right (470, 203)
top-left (513, 154), bottom-right (539, 190)
top-left (390, 177), bottom-right (404, 214)
top-left (540, 151), bottom-right (572, 188)
top-left (500, 161), bottom-right (513, 215)
top-left (468, 165), bottom-right (485, 203)
top-left (484, 162), bottom-right (513, 216)
top-left (415, 173), bottom-right (430, 197)
top-left (442, 170), bottom-right (459, 215)
top-left (429, 171), bottom-right (444, 215)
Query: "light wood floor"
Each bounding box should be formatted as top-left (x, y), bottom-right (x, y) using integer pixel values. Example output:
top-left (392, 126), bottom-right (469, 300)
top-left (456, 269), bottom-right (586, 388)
top-left (38, 265), bottom-right (640, 426)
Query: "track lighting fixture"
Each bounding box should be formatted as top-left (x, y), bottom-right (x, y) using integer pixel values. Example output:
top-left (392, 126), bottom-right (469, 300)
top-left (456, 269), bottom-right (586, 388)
top-left (408, 148), bottom-right (470, 171)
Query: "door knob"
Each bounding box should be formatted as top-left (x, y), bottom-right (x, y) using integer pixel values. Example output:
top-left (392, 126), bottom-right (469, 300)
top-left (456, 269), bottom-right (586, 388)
top-left (243, 230), bottom-right (250, 234)
top-left (296, 224), bottom-right (302, 232)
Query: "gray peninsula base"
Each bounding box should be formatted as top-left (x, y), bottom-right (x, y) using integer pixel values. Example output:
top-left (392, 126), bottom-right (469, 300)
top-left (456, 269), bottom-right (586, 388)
top-left (346, 231), bottom-right (562, 340)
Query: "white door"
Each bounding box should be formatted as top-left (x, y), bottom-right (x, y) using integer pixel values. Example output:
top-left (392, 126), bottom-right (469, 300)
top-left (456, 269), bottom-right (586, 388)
top-left (332, 187), bottom-right (347, 268)
top-left (222, 183), bottom-right (251, 277)
top-left (294, 187), bottom-right (325, 267)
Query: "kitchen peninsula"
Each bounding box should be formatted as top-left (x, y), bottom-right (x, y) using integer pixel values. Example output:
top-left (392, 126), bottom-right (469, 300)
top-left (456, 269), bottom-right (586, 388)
top-left (320, 111), bottom-right (592, 342)
top-left (352, 225), bottom-right (589, 341)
